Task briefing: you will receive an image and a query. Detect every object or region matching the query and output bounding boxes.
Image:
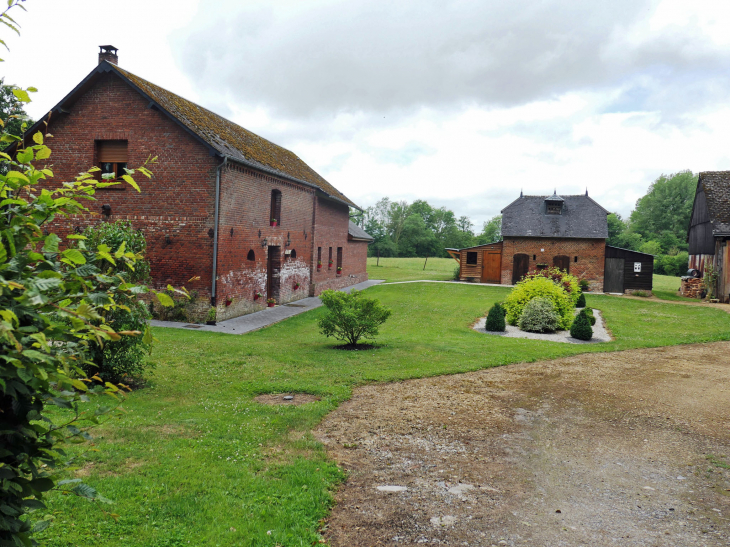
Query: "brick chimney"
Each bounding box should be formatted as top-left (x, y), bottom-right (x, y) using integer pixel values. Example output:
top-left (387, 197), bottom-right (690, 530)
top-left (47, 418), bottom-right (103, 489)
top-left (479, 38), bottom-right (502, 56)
top-left (98, 45), bottom-right (118, 65)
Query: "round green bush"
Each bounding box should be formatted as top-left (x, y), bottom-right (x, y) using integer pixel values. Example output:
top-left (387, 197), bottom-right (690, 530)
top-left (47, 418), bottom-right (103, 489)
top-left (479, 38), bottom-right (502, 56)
top-left (583, 306), bottom-right (596, 326)
top-left (576, 292), bottom-right (586, 308)
top-left (518, 297), bottom-right (560, 333)
top-left (523, 267), bottom-right (581, 304)
top-left (485, 302), bottom-right (506, 332)
top-left (504, 277), bottom-right (575, 329)
top-left (570, 310), bottom-right (593, 340)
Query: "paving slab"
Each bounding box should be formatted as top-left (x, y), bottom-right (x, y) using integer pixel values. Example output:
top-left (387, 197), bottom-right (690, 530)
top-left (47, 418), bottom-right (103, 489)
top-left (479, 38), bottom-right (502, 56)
top-left (150, 279), bottom-right (383, 335)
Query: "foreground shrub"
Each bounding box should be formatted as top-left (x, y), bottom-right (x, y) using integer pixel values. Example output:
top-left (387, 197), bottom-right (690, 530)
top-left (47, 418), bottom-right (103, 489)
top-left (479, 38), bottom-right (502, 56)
top-left (318, 289), bottom-right (392, 346)
top-left (578, 278), bottom-right (590, 292)
top-left (570, 310), bottom-right (593, 340)
top-left (82, 222), bottom-right (154, 382)
top-left (518, 297), bottom-right (561, 332)
top-left (576, 292), bottom-right (586, 308)
top-left (485, 302), bottom-right (506, 332)
top-left (504, 277), bottom-right (575, 329)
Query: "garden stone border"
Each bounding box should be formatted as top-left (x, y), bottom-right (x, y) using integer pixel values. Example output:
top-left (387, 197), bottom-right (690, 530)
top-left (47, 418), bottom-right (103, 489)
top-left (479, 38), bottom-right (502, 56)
top-left (473, 309), bottom-right (611, 344)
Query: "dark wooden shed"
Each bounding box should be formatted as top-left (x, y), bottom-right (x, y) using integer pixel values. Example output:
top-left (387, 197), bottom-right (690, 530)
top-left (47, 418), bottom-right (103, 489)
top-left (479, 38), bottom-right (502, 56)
top-left (604, 246), bottom-right (654, 294)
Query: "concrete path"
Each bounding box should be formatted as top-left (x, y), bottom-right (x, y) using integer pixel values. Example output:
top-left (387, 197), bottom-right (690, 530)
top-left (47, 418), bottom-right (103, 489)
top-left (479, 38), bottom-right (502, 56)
top-left (150, 279), bottom-right (383, 335)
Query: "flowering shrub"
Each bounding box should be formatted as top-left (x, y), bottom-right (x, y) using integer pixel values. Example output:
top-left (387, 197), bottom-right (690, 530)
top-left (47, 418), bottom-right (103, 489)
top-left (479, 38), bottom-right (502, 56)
top-left (522, 267), bottom-right (580, 303)
top-left (504, 276), bottom-right (575, 329)
top-left (518, 297), bottom-right (561, 333)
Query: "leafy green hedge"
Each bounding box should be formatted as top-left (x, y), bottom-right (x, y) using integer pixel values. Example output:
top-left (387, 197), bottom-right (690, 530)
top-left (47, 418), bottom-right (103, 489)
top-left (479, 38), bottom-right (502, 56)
top-left (504, 276), bottom-right (575, 329)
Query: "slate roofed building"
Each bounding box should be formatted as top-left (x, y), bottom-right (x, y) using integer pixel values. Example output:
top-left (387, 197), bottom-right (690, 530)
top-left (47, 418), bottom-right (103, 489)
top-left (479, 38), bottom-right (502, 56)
top-left (687, 171), bottom-right (730, 302)
top-left (448, 190), bottom-right (653, 293)
top-left (24, 46), bottom-right (371, 320)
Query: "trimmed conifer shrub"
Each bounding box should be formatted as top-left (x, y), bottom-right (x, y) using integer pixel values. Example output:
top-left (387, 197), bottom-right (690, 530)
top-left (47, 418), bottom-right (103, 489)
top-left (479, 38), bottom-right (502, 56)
top-left (518, 297), bottom-right (561, 333)
top-left (485, 302), bottom-right (506, 332)
top-left (583, 306), bottom-right (596, 326)
top-left (570, 310), bottom-right (593, 340)
top-left (576, 292), bottom-right (586, 308)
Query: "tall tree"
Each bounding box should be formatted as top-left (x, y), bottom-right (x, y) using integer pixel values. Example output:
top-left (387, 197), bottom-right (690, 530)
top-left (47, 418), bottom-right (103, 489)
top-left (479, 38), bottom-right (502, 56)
top-left (477, 215), bottom-right (502, 244)
top-left (629, 171), bottom-right (696, 248)
top-left (0, 77), bottom-right (30, 139)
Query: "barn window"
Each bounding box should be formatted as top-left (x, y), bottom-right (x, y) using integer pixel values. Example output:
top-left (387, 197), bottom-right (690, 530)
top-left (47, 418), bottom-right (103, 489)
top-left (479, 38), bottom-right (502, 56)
top-left (574, 256), bottom-right (578, 263)
top-left (337, 247), bottom-right (343, 270)
top-left (290, 249), bottom-right (297, 259)
top-left (466, 252), bottom-right (478, 265)
top-left (270, 190), bottom-right (282, 225)
top-left (546, 203), bottom-right (562, 215)
top-left (533, 254), bottom-right (536, 261)
top-left (247, 249), bottom-right (255, 261)
top-left (97, 140), bottom-right (128, 180)
top-left (317, 246), bottom-right (322, 265)
top-left (328, 247), bottom-right (333, 268)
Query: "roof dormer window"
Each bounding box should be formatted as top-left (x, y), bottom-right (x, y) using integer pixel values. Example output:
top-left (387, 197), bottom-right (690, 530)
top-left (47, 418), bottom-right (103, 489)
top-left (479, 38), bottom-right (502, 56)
top-left (545, 191), bottom-right (564, 215)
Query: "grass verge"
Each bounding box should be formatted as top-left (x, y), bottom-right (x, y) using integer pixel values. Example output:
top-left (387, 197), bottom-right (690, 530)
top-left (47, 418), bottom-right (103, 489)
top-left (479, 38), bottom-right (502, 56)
top-left (41, 283), bottom-right (730, 546)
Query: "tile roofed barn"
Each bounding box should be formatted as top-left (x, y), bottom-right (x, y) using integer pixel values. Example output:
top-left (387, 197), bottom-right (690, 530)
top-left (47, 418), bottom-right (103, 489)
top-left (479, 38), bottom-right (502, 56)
top-left (501, 193), bottom-right (609, 239)
top-left (22, 48), bottom-right (371, 321)
top-left (696, 171), bottom-right (730, 235)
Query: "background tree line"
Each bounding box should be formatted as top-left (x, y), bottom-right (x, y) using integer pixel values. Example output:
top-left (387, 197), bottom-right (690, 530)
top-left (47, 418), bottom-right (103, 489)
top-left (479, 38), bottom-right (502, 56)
top-left (359, 170), bottom-right (697, 276)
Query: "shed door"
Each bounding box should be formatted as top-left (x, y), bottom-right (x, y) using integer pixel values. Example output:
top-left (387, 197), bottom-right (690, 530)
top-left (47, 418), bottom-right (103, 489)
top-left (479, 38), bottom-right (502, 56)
top-left (553, 255), bottom-right (570, 273)
top-left (512, 254), bottom-right (529, 284)
top-left (481, 251), bottom-right (501, 283)
top-left (604, 257), bottom-right (624, 293)
top-left (267, 246), bottom-right (281, 302)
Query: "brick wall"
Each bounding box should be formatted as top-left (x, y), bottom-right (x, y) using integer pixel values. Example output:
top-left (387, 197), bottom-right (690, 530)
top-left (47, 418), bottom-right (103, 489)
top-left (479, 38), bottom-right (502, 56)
top-left (311, 197), bottom-right (368, 294)
top-left (501, 237), bottom-right (606, 291)
top-left (215, 164), bottom-right (316, 320)
top-left (41, 72), bottom-right (218, 310)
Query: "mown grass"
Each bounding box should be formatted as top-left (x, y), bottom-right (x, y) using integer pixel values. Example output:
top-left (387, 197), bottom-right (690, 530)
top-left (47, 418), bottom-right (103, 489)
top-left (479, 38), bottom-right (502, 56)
top-left (41, 283), bottom-right (730, 546)
top-left (652, 273), bottom-right (698, 302)
top-left (367, 256), bottom-right (457, 282)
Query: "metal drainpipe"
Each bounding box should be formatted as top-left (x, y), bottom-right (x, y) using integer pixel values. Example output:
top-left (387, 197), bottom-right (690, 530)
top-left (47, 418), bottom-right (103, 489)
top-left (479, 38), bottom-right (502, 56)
top-left (211, 156), bottom-right (228, 305)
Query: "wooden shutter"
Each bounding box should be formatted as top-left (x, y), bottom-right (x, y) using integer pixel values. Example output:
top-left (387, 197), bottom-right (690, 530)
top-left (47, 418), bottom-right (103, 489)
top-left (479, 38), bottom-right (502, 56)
top-left (98, 141), bottom-right (128, 162)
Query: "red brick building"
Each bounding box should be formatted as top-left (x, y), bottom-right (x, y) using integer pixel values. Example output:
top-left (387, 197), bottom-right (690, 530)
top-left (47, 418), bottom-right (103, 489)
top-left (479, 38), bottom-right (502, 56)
top-left (450, 191), bottom-right (610, 291)
top-left (27, 46), bottom-right (371, 320)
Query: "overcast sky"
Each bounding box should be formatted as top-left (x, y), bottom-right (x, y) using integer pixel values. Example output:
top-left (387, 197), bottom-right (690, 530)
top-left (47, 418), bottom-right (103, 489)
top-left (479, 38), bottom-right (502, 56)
top-left (4, 0), bottom-right (730, 228)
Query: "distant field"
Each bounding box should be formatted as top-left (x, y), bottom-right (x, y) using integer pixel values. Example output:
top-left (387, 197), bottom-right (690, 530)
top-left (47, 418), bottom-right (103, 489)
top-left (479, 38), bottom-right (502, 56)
top-left (367, 256), bottom-right (457, 282)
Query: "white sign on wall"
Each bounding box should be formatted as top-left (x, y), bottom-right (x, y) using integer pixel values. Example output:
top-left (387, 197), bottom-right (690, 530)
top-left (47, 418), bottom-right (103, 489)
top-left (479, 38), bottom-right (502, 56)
top-left (634, 262), bottom-right (642, 272)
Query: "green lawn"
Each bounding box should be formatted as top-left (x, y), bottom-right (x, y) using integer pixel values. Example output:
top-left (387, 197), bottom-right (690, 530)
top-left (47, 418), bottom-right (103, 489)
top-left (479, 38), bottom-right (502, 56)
top-left (652, 273), bottom-right (698, 302)
top-left (41, 283), bottom-right (730, 546)
top-left (367, 256), bottom-right (457, 282)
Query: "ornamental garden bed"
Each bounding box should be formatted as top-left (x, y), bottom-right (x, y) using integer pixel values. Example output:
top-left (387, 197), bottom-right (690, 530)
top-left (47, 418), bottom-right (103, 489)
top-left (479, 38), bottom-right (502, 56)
top-left (474, 308), bottom-right (611, 344)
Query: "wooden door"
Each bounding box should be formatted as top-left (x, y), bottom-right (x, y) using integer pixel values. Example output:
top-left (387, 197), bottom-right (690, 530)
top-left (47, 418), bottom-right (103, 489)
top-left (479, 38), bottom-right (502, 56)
top-left (604, 257), bottom-right (624, 293)
top-left (481, 251), bottom-right (501, 283)
top-left (267, 246), bottom-right (281, 302)
top-left (553, 255), bottom-right (570, 273)
top-left (512, 254), bottom-right (529, 284)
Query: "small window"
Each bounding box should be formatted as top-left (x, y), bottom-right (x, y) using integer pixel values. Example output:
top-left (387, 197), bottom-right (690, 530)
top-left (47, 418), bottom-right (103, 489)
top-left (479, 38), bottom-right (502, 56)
top-left (290, 249), bottom-right (297, 259)
top-left (533, 254), bottom-right (536, 261)
top-left (270, 190), bottom-right (282, 225)
top-left (574, 256), bottom-right (578, 263)
top-left (546, 203), bottom-right (562, 215)
top-left (317, 247), bottom-right (322, 265)
top-left (328, 247), bottom-right (333, 267)
top-left (97, 140), bottom-right (128, 180)
top-left (466, 252), bottom-right (478, 265)
top-left (247, 249), bottom-right (255, 261)
top-left (336, 247), bottom-right (343, 270)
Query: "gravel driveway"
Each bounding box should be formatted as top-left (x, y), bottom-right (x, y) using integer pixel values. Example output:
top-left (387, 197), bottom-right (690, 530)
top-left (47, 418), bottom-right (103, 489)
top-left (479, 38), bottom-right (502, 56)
top-left (315, 342), bottom-right (730, 546)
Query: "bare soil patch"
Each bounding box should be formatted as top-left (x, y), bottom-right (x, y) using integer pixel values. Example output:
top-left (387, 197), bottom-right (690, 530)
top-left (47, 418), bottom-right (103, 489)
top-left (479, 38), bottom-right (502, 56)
top-left (254, 393), bottom-right (321, 406)
top-left (334, 343), bottom-right (381, 351)
top-left (315, 342), bottom-right (730, 546)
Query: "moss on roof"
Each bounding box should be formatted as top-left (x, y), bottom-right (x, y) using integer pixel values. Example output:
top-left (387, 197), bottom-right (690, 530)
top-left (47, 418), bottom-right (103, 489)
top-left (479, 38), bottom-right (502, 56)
top-left (113, 65), bottom-right (357, 208)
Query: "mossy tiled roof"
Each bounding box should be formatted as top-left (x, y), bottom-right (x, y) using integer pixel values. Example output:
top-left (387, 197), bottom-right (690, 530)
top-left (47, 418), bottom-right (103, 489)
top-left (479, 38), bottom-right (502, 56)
top-left (698, 171), bottom-right (730, 235)
top-left (113, 65), bottom-right (357, 208)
